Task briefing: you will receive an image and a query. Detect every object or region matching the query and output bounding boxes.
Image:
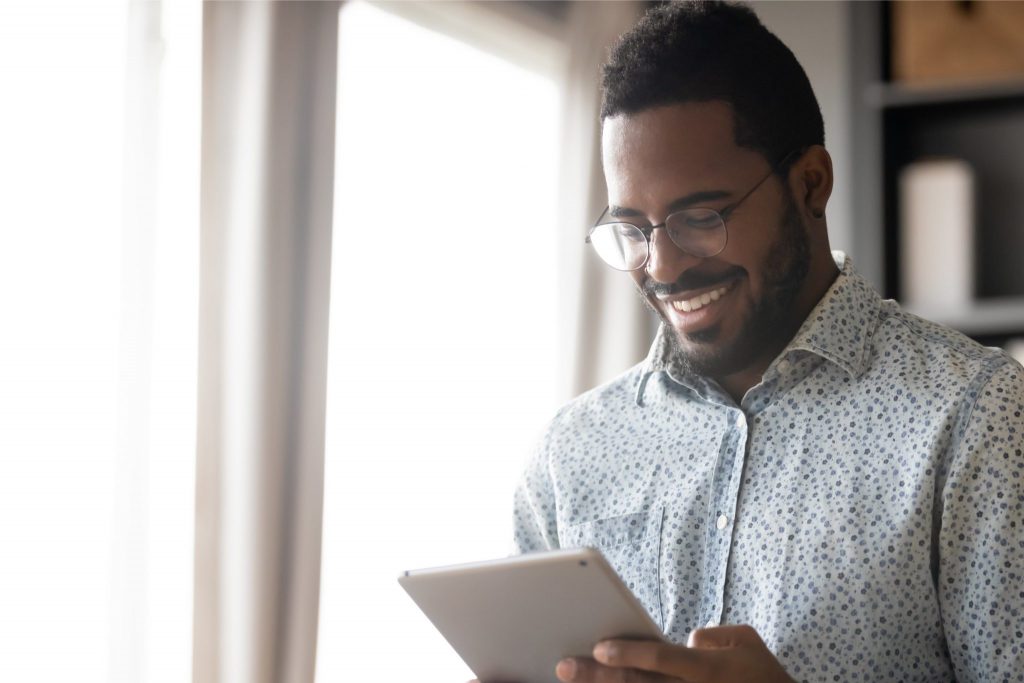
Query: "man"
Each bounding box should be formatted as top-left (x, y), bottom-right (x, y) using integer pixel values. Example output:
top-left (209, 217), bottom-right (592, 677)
top-left (512, 2), bottom-right (1024, 682)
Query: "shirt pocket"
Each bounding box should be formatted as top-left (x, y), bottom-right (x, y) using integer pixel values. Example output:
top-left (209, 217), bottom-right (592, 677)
top-left (561, 508), bottom-right (664, 628)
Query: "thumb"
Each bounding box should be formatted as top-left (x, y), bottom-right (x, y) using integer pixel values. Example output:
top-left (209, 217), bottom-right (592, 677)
top-left (687, 624), bottom-right (764, 649)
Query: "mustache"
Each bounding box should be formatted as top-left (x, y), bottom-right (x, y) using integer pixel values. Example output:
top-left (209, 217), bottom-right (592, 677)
top-left (642, 266), bottom-right (745, 298)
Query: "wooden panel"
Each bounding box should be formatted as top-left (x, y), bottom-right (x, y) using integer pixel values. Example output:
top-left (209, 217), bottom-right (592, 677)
top-left (892, 1), bottom-right (1024, 84)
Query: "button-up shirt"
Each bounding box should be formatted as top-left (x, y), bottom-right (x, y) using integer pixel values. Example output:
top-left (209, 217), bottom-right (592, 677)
top-left (513, 253), bottom-right (1024, 682)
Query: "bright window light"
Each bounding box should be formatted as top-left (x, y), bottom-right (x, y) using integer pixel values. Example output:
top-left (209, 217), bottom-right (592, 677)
top-left (0, 3), bottom-right (199, 682)
top-left (0, 5), bottom-right (127, 680)
top-left (318, 3), bottom-right (563, 681)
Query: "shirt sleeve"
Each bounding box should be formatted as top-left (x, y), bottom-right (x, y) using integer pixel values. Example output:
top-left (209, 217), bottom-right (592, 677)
top-left (938, 357), bottom-right (1024, 682)
top-left (511, 431), bottom-right (560, 555)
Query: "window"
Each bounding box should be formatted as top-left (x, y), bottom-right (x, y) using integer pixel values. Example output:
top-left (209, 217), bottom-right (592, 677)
top-left (317, 3), bottom-right (564, 681)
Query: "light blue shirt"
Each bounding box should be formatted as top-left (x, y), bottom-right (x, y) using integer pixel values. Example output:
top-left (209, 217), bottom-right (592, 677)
top-left (513, 253), bottom-right (1024, 682)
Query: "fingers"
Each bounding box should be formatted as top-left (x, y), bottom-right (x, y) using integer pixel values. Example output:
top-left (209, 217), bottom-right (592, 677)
top-left (557, 627), bottom-right (781, 683)
top-left (591, 640), bottom-right (705, 680)
top-left (556, 656), bottom-right (676, 683)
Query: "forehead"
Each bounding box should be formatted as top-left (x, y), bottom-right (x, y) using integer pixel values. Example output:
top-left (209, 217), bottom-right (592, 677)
top-left (601, 101), bottom-right (764, 209)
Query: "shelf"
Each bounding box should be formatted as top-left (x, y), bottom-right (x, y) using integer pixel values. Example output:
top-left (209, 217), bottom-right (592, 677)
top-left (902, 298), bottom-right (1024, 337)
top-left (865, 77), bottom-right (1024, 109)
top-left (849, 3), bottom-right (1024, 343)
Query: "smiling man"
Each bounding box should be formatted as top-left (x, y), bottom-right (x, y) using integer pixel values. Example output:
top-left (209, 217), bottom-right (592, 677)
top-left (512, 2), bottom-right (1024, 682)
top-left (599, 100), bottom-right (837, 402)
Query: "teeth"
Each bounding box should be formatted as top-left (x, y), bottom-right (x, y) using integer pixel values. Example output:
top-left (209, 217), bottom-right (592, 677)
top-left (671, 284), bottom-right (730, 313)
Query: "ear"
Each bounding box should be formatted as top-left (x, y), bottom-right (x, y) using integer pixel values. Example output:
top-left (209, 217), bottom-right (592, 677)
top-left (790, 145), bottom-right (833, 222)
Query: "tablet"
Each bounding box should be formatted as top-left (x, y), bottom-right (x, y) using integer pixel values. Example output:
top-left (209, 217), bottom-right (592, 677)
top-left (398, 547), bottom-right (665, 683)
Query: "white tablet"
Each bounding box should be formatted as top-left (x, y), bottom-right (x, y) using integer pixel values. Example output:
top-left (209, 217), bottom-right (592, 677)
top-left (398, 547), bottom-right (665, 683)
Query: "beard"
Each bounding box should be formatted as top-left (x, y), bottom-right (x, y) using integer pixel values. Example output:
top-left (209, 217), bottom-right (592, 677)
top-left (642, 192), bottom-right (811, 380)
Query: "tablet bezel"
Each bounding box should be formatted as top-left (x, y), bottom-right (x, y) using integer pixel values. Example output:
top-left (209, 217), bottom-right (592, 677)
top-left (398, 547), bottom-right (665, 683)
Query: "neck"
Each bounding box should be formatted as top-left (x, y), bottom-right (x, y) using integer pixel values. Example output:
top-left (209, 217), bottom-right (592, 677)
top-left (717, 256), bottom-right (840, 404)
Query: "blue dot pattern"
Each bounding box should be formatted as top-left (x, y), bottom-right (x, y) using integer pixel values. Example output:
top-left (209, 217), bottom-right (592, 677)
top-left (513, 253), bottom-right (1024, 682)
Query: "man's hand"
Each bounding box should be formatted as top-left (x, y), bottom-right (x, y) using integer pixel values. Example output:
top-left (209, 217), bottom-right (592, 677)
top-left (554, 625), bottom-right (795, 683)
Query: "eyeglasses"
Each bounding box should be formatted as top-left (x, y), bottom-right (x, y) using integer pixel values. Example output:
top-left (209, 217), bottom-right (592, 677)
top-left (585, 151), bottom-right (798, 272)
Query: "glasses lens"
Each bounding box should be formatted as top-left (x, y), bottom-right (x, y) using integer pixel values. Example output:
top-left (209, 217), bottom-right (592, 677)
top-left (588, 222), bottom-right (647, 271)
top-left (665, 209), bottom-right (726, 257)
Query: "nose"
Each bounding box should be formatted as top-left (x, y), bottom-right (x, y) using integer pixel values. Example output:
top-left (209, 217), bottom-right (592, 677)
top-left (646, 227), bottom-right (700, 284)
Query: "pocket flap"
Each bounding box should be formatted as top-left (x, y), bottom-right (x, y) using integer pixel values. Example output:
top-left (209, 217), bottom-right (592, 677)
top-left (562, 508), bottom-right (663, 548)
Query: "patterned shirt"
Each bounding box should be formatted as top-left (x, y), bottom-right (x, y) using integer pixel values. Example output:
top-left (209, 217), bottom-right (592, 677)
top-left (513, 252), bottom-right (1024, 682)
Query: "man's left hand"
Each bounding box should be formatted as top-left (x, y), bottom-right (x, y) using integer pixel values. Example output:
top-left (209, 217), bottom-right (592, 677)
top-left (555, 624), bottom-right (795, 683)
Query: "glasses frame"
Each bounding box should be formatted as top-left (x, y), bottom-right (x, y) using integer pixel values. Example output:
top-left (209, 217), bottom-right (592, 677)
top-left (585, 149), bottom-right (802, 272)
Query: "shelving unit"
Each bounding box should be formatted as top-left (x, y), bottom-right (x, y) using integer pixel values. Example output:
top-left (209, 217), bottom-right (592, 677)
top-left (864, 77), bottom-right (1024, 109)
top-left (849, 2), bottom-right (1024, 348)
top-left (903, 298), bottom-right (1024, 338)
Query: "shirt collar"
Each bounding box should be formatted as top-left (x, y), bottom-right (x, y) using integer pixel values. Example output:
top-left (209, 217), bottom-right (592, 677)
top-left (784, 251), bottom-right (880, 379)
top-left (636, 251), bottom-right (880, 405)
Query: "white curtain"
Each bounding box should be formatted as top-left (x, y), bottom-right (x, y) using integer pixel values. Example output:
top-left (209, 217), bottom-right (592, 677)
top-left (557, 1), bottom-right (652, 398)
top-left (111, 3), bottom-right (201, 682)
top-left (194, 3), bottom-right (339, 683)
top-left (194, 2), bottom-right (650, 682)
top-left (0, 2), bottom-right (199, 681)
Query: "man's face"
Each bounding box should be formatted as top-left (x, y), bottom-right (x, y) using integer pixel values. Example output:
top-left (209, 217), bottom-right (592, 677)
top-left (601, 101), bottom-right (812, 381)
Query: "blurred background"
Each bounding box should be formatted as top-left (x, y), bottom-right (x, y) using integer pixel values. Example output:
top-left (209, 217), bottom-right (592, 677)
top-left (1, 1), bottom-right (1022, 682)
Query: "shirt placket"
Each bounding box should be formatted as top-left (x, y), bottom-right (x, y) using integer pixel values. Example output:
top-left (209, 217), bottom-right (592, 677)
top-left (700, 407), bottom-right (748, 629)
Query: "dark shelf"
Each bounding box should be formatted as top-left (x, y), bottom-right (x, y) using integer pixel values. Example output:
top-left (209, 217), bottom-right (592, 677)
top-left (865, 77), bottom-right (1024, 110)
top-left (855, 1), bottom-right (1024, 342)
top-left (882, 99), bottom-right (1024, 301)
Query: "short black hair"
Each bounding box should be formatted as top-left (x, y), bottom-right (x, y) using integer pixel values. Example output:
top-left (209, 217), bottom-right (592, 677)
top-left (601, 1), bottom-right (824, 173)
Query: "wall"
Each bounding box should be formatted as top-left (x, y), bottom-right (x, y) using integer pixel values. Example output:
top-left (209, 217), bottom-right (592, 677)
top-left (751, 1), bottom-right (857, 273)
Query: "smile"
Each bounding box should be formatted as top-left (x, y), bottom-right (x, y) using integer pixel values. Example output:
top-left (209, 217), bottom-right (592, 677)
top-left (669, 283), bottom-right (732, 313)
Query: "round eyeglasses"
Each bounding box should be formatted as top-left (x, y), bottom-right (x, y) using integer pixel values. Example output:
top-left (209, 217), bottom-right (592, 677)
top-left (585, 152), bottom-right (797, 272)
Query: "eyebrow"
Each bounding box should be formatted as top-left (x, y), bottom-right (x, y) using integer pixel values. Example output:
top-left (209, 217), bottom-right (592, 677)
top-left (608, 189), bottom-right (733, 219)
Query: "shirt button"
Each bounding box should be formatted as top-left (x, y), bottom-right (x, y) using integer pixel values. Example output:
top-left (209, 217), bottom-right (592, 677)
top-left (735, 414), bottom-right (744, 428)
top-left (705, 619), bottom-right (717, 629)
top-left (716, 514), bottom-right (728, 530)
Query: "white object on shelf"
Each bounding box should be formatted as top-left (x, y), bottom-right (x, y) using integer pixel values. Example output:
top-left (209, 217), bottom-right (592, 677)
top-left (899, 158), bottom-right (975, 310)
